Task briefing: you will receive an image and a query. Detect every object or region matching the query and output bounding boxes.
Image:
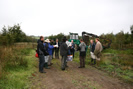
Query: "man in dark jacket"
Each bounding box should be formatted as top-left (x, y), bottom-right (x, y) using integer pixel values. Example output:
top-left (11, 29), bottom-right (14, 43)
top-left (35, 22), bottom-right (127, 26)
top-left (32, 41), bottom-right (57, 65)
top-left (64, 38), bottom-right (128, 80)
top-left (70, 40), bottom-right (75, 58)
top-left (90, 40), bottom-right (96, 65)
top-left (60, 36), bottom-right (71, 70)
top-left (37, 36), bottom-right (47, 73)
top-left (54, 39), bottom-right (60, 59)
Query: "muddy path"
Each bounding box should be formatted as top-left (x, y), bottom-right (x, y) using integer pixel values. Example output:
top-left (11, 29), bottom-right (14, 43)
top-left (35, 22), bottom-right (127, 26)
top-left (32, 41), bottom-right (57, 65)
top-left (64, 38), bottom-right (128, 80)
top-left (29, 59), bottom-right (133, 89)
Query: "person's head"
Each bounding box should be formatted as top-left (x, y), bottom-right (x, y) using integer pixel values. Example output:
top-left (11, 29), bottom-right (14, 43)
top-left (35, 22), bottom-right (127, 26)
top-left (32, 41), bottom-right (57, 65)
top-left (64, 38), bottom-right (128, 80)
top-left (40, 36), bottom-right (44, 41)
top-left (51, 40), bottom-right (54, 42)
top-left (95, 38), bottom-right (99, 43)
top-left (45, 39), bottom-right (50, 43)
top-left (62, 36), bottom-right (67, 42)
top-left (56, 39), bottom-right (58, 42)
top-left (80, 38), bottom-right (83, 43)
top-left (90, 39), bottom-right (93, 44)
top-left (71, 40), bottom-right (73, 43)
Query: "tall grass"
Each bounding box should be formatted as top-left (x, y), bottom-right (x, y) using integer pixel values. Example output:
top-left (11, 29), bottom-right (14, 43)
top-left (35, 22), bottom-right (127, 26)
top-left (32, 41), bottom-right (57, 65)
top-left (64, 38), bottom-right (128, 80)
top-left (0, 43), bottom-right (37, 88)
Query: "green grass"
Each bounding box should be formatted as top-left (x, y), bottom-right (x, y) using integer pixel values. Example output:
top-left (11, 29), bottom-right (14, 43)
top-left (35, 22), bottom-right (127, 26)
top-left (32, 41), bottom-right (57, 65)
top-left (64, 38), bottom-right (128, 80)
top-left (74, 49), bottom-right (133, 84)
top-left (0, 49), bottom-right (36, 89)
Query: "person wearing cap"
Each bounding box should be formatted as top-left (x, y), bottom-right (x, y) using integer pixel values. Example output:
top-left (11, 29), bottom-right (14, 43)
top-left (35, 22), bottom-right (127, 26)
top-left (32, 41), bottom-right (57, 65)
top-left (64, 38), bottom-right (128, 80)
top-left (94, 38), bottom-right (103, 61)
top-left (47, 39), bottom-right (55, 66)
top-left (43, 39), bottom-right (50, 69)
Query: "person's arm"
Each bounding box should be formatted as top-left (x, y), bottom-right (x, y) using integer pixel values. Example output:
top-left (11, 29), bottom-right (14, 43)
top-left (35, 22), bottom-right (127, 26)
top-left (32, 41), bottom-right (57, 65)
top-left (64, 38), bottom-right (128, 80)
top-left (48, 44), bottom-right (54, 49)
top-left (39, 43), bottom-right (46, 53)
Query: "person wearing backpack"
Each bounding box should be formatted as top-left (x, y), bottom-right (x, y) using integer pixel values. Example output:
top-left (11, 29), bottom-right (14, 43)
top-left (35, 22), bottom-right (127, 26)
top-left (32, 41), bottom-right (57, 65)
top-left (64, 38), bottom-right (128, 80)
top-left (78, 39), bottom-right (86, 68)
top-left (37, 36), bottom-right (47, 73)
top-left (43, 39), bottom-right (50, 69)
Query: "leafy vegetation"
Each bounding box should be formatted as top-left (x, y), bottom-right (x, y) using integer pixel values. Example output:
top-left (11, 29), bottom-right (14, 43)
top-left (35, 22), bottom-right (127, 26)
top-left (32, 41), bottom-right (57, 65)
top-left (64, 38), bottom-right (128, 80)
top-left (0, 24), bottom-right (37, 45)
top-left (73, 49), bottom-right (133, 84)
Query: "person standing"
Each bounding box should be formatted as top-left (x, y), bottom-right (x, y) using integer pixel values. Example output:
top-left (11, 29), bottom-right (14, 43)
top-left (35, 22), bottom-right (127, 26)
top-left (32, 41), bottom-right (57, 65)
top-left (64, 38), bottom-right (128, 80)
top-left (90, 40), bottom-right (96, 65)
top-left (78, 39), bottom-right (86, 68)
top-left (37, 36), bottom-right (47, 73)
top-left (94, 38), bottom-right (103, 61)
top-left (43, 39), bottom-right (50, 69)
top-left (50, 40), bottom-right (55, 59)
top-left (47, 39), bottom-right (55, 66)
top-left (60, 36), bottom-right (71, 70)
top-left (70, 40), bottom-right (75, 58)
top-left (54, 39), bottom-right (60, 59)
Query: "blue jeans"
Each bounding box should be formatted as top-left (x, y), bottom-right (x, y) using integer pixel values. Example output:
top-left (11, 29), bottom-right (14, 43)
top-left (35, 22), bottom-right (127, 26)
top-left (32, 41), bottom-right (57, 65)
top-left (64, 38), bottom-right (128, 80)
top-left (39, 55), bottom-right (45, 72)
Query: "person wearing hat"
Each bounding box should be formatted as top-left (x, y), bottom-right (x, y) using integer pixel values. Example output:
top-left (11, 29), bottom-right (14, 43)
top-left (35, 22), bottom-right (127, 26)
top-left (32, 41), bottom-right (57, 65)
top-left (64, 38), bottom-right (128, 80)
top-left (43, 39), bottom-right (50, 69)
top-left (60, 36), bottom-right (71, 70)
top-left (47, 39), bottom-right (55, 66)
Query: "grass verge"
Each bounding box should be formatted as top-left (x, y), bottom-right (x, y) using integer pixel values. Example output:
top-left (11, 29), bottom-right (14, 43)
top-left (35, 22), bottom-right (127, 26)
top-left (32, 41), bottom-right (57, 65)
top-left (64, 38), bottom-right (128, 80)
top-left (0, 49), bottom-right (36, 89)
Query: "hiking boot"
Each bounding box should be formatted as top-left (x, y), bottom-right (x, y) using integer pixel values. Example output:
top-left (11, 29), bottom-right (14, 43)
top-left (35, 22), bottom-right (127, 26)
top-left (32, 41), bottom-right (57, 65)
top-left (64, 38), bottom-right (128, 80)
top-left (65, 65), bottom-right (69, 67)
top-left (45, 67), bottom-right (50, 69)
top-left (40, 71), bottom-right (46, 73)
top-left (78, 66), bottom-right (83, 68)
top-left (62, 68), bottom-right (65, 71)
top-left (82, 66), bottom-right (85, 68)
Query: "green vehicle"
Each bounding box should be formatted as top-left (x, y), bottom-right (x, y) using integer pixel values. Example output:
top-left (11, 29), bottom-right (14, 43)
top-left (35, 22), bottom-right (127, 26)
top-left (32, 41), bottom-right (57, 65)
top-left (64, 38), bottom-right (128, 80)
top-left (69, 32), bottom-right (80, 50)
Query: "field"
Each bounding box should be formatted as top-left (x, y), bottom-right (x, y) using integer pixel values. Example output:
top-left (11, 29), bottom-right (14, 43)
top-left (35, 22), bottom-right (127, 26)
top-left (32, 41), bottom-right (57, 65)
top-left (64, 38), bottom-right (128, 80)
top-left (0, 43), bottom-right (133, 89)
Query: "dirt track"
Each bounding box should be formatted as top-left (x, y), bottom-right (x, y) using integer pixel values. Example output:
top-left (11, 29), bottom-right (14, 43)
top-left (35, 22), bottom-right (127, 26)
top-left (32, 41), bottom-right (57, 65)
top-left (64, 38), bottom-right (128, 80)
top-left (30, 59), bottom-right (133, 89)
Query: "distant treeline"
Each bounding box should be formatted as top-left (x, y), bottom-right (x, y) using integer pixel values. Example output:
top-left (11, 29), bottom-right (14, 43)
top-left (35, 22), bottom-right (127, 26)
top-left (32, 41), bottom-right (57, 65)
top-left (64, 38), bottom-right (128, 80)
top-left (0, 24), bottom-right (37, 45)
top-left (0, 24), bottom-right (133, 49)
top-left (100, 26), bottom-right (133, 49)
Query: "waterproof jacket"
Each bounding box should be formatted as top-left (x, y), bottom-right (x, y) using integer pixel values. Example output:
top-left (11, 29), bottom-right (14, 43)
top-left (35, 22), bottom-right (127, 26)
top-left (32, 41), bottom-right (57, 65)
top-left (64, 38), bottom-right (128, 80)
top-left (60, 42), bottom-right (70, 56)
top-left (94, 41), bottom-right (103, 58)
top-left (37, 41), bottom-right (47, 56)
top-left (48, 43), bottom-right (54, 55)
top-left (90, 43), bottom-right (95, 53)
top-left (79, 42), bottom-right (86, 56)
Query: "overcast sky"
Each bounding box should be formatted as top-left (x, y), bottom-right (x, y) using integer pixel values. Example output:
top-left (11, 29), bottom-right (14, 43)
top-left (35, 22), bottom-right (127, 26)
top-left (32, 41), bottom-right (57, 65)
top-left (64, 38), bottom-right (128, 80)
top-left (0, 0), bottom-right (133, 36)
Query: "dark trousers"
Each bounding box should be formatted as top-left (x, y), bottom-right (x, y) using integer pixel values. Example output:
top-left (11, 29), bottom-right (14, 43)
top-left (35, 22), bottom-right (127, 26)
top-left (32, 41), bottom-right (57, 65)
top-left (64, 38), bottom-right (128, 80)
top-left (91, 58), bottom-right (96, 64)
top-left (52, 49), bottom-right (54, 58)
top-left (71, 49), bottom-right (75, 58)
top-left (39, 55), bottom-right (45, 72)
top-left (79, 56), bottom-right (85, 67)
top-left (55, 49), bottom-right (59, 59)
top-left (61, 55), bottom-right (67, 70)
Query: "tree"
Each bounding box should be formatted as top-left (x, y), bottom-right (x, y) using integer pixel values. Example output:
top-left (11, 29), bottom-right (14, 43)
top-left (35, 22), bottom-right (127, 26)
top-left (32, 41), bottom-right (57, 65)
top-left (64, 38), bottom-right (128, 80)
top-left (130, 25), bottom-right (133, 42)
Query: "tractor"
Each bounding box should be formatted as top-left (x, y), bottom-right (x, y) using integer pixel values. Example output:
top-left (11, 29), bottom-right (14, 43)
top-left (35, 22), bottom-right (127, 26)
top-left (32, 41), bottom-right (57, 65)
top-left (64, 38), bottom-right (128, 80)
top-left (68, 32), bottom-right (112, 50)
top-left (82, 31), bottom-right (112, 49)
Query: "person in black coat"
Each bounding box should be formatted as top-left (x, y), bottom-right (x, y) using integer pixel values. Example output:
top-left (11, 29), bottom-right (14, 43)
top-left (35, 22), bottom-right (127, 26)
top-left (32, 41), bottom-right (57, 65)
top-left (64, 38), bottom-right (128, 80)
top-left (70, 40), bottom-right (75, 58)
top-left (90, 40), bottom-right (96, 65)
top-left (37, 36), bottom-right (47, 73)
top-left (60, 36), bottom-right (71, 70)
top-left (54, 39), bottom-right (60, 59)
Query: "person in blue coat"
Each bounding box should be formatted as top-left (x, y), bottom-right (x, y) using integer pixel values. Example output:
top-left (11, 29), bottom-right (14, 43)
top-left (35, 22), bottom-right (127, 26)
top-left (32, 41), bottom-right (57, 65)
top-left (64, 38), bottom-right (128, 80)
top-left (45, 39), bottom-right (55, 66)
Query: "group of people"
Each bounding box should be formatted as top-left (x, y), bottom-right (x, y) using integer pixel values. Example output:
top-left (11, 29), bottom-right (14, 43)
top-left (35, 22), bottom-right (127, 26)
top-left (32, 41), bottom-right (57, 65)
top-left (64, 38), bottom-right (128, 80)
top-left (36, 36), bottom-right (102, 73)
top-left (37, 36), bottom-right (60, 73)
